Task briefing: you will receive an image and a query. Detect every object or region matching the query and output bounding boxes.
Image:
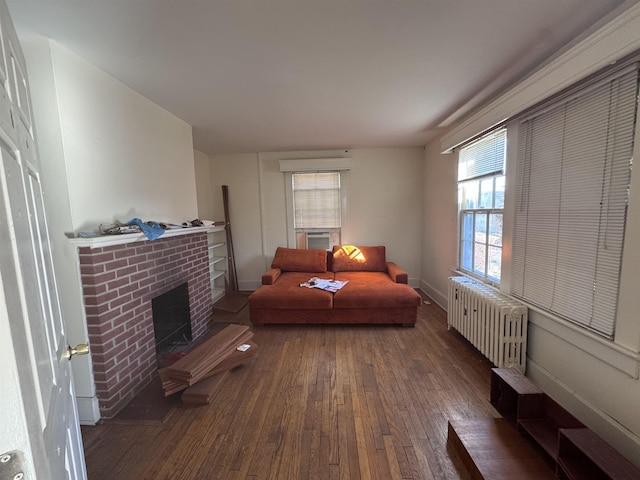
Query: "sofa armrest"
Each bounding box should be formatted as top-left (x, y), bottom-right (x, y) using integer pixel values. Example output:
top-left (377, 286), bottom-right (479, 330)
top-left (386, 262), bottom-right (408, 284)
top-left (262, 268), bottom-right (282, 285)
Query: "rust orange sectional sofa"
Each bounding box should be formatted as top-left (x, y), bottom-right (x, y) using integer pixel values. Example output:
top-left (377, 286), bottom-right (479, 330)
top-left (248, 245), bottom-right (421, 326)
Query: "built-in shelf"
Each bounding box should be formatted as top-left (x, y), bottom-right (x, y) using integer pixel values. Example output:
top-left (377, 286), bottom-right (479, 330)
top-left (67, 225), bottom-right (225, 248)
top-left (207, 227), bottom-right (228, 303)
top-left (210, 270), bottom-right (225, 281)
top-left (210, 256), bottom-right (226, 266)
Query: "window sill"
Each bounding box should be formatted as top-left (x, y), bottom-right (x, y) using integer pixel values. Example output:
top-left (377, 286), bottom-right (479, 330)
top-left (451, 269), bottom-right (501, 289)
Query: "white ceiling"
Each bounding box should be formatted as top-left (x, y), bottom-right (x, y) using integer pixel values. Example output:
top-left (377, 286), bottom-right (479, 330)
top-left (5, 0), bottom-right (634, 155)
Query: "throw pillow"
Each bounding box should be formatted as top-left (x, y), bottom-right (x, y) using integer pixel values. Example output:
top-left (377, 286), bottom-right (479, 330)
top-left (271, 247), bottom-right (328, 273)
top-left (332, 245), bottom-right (386, 272)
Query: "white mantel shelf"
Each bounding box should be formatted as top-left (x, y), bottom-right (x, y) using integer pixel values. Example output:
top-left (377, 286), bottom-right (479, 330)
top-left (67, 225), bottom-right (225, 249)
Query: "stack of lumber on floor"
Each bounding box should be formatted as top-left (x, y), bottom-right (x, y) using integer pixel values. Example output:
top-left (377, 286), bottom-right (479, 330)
top-left (157, 324), bottom-right (257, 405)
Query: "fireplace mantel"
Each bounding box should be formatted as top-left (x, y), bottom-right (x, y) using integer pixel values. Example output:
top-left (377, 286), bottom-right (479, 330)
top-left (75, 227), bottom-right (218, 418)
top-left (67, 225), bottom-right (224, 248)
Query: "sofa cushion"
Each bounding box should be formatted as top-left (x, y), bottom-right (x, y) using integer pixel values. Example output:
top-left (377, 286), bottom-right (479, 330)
top-left (271, 247), bottom-right (328, 273)
top-left (333, 271), bottom-right (422, 308)
top-left (248, 272), bottom-right (335, 309)
top-left (332, 245), bottom-right (386, 272)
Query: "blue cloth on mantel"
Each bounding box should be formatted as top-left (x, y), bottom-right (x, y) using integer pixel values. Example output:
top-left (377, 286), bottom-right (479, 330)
top-left (127, 218), bottom-right (165, 241)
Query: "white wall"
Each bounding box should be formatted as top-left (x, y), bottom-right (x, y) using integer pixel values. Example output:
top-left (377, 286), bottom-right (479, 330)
top-left (194, 148), bottom-right (215, 221)
top-left (209, 153), bottom-right (265, 291)
top-left (208, 148), bottom-right (424, 290)
top-left (420, 141), bottom-right (457, 308)
top-left (345, 148), bottom-right (424, 275)
top-left (50, 43), bottom-right (197, 231)
top-left (21, 36), bottom-right (198, 424)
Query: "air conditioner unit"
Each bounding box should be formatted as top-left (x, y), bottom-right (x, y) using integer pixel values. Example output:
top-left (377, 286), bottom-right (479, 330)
top-left (306, 232), bottom-right (331, 250)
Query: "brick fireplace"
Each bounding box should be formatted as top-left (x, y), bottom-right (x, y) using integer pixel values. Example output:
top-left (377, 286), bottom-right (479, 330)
top-left (79, 231), bottom-right (213, 418)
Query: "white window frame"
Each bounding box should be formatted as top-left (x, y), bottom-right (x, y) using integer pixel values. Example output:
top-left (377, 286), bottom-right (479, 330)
top-left (292, 172), bottom-right (341, 229)
top-left (457, 129), bottom-right (506, 284)
top-left (283, 170), bottom-right (348, 249)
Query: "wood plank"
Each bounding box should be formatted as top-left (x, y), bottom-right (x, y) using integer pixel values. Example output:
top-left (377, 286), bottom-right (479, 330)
top-left (517, 418), bottom-right (559, 460)
top-left (157, 330), bottom-right (254, 396)
top-left (165, 324), bottom-right (250, 381)
top-left (166, 330), bottom-right (253, 384)
top-left (448, 418), bottom-right (555, 479)
top-left (491, 368), bottom-right (542, 395)
top-left (181, 371), bottom-right (230, 404)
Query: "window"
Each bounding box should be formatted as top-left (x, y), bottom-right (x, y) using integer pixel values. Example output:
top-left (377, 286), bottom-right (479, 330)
top-left (458, 129), bottom-right (506, 283)
top-left (511, 66), bottom-right (638, 339)
top-left (282, 170), bottom-right (346, 249)
top-left (292, 172), bottom-right (341, 229)
top-left (280, 158), bottom-right (350, 250)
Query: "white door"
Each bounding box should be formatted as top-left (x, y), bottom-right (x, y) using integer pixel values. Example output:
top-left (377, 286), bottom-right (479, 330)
top-left (0, 1), bottom-right (87, 477)
top-left (0, 135), bottom-right (87, 479)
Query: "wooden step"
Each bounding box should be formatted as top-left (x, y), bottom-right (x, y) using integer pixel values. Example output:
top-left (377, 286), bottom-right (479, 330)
top-left (181, 371), bottom-right (230, 405)
top-left (447, 418), bottom-right (555, 480)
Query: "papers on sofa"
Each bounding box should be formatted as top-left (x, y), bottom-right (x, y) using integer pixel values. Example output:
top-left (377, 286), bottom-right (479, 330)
top-left (300, 277), bottom-right (348, 293)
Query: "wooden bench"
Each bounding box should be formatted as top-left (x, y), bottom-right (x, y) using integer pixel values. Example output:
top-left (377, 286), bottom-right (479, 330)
top-left (558, 428), bottom-right (640, 480)
top-left (448, 418), bottom-right (555, 479)
top-left (448, 368), bottom-right (640, 479)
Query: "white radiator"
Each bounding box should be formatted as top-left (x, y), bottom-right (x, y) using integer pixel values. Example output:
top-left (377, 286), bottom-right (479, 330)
top-left (447, 276), bottom-right (528, 373)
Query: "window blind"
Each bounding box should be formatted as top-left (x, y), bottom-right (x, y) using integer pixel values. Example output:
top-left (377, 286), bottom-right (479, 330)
top-left (511, 66), bottom-right (638, 338)
top-left (292, 172), bottom-right (341, 229)
top-left (458, 128), bottom-right (506, 181)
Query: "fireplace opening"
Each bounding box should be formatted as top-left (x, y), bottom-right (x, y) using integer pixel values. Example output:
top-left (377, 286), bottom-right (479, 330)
top-left (151, 282), bottom-right (192, 355)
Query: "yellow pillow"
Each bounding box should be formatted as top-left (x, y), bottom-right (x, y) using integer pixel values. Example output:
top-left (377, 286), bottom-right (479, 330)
top-left (332, 245), bottom-right (386, 272)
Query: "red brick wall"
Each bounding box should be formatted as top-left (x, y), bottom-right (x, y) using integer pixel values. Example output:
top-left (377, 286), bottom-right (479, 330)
top-left (79, 232), bottom-right (212, 418)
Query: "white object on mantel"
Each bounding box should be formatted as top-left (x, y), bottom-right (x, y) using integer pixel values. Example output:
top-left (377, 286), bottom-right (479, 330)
top-left (66, 225), bottom-right (225, 248)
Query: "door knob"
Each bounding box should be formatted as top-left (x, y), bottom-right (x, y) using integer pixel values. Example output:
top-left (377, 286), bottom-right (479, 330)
top-left (66, 343), bottom-right (90, 359)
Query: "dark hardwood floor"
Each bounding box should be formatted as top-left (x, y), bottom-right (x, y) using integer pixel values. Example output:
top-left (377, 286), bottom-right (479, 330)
top-left (81, 293), bottom-right (499, 479)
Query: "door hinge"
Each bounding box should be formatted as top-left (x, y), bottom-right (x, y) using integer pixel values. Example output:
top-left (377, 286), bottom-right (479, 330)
top-left (0, 450), bottom-right (26, 480)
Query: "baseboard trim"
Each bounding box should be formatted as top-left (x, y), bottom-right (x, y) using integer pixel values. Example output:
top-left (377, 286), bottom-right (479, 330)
top-left (419, 280), bottom-right (447, 310)
top-left (76, 395), bottom-right (100, 425)
top-left (238, 280), bottom-right (261, 292)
